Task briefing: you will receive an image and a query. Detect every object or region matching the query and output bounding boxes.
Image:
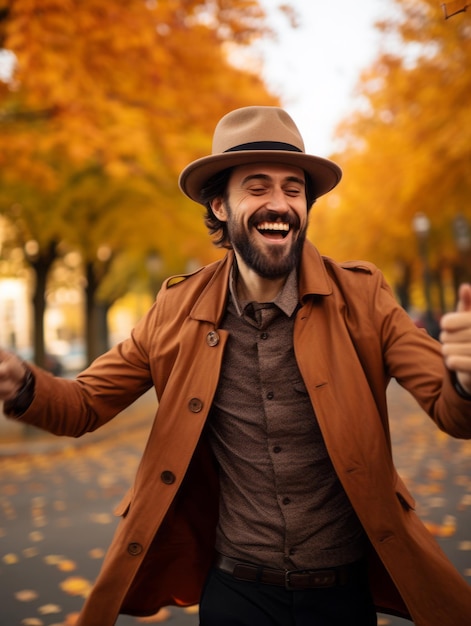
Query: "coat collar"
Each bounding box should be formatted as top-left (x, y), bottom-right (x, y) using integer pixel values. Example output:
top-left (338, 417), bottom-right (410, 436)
top-left (190, 240), bottom-right (332, 325)
top-left (298, 240), bottom-right (333, 301)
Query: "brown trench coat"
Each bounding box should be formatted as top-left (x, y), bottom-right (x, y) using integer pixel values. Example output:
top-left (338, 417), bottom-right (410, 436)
top-left (17, 242), bottom-right (471, 626)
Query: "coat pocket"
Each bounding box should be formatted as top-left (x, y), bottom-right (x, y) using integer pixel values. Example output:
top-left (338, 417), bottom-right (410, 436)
top-left (113, 487), bottom-right (133, 518)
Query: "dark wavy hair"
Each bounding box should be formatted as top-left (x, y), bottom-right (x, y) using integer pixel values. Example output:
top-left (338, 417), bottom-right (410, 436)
top-left (199, 167), bottom-right (318, 249)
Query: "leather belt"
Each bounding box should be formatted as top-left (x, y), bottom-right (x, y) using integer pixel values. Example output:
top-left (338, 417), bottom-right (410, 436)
top-left (215, 554), bottom-right (362, 590)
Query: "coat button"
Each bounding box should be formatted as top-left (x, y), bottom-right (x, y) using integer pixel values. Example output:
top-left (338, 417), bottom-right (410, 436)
top-left (188, 398), bottom-right (203, 413)
top-left (206, 330), bottom-right (220, 347)
top-left (160, 470), bottom-right (176, 485)
top-left (127, 542), bottom-right (143, 556)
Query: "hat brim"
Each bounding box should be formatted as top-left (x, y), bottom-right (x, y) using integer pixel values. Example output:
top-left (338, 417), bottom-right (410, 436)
top-left (178, 150), bottom-right (342, 204)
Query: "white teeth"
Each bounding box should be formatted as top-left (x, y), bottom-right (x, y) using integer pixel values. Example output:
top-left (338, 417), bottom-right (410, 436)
top-left (256, 222), bottom-right (289, 231)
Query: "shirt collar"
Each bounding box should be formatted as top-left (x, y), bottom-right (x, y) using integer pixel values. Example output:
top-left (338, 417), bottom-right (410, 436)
top-left (229, 262), bottom-right (299, 318)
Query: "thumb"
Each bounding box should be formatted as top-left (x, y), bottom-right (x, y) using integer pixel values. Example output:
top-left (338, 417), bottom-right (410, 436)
top-left (457, 283), bottom-right (471, 312)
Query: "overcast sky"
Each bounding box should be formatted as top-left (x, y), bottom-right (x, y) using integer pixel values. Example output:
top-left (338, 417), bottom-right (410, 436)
top-left (257, 0), bottom-right (396, 156)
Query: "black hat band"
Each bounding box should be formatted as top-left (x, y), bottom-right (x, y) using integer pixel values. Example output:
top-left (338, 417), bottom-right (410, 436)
top-left (224, 141), bottom-right (303, 153)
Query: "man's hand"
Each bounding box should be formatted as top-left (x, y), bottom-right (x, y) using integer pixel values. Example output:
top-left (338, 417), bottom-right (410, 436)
top-left (0, 349), bottom-right (28, 402)
top-left (440, 283), bottom-right (471, 395)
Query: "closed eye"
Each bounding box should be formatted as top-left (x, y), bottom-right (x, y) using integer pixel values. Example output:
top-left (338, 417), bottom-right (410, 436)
top-left (284, 187), bottom-right (302, 197)
top-left (248, 186), bottom-right (269, 195)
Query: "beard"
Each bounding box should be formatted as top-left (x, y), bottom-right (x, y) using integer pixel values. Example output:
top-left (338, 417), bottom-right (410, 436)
top-left (225, 203), bottom-right (308, 279)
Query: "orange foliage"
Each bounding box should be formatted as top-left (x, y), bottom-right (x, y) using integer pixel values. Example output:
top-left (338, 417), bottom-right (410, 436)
top-left (311, 0), bottom-right (471, 296)
top-left (1, 0), bottom-right (279, 185)
top-left (0, 0), bottom-right (286, 285)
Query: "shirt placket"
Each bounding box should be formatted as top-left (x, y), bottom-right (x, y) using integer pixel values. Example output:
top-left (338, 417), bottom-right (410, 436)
top-left (254, 304), bottom-right (299, 565)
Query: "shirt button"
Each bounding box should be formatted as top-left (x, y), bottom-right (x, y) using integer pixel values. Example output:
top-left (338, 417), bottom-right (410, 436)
top-left (188, 398), bottom-right (203, 413)
top-left (273, 446), bottom-right (282, 453)
top-left (160, 471), bottom-right (176, 485)
top-left (282, 497), bottom-right (291, 505)
top-left (260, 332), bottom-right (268, 340)
top-left (266, 391), bottom-right (274, 400)
top-left (127, 542), bottom-right (143, 556)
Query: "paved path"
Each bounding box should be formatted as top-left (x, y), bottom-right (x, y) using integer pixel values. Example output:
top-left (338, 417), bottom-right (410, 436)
top-left (0, 382), bottom-right (470, 625)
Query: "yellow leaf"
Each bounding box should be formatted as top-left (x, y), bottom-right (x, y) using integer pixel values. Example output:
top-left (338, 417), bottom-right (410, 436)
top-left (88, 548), bottom-right (105, 559)
top-left (15, 589), bottom-right (39, 602)
top-left (59, 576), bottom-right (93, 598)
top-left (3, 553), bottom-right (19, 564)
top-left (57, 559), bottom-right (77, 572)
top-left (38, 604), bottom-right (62, 615)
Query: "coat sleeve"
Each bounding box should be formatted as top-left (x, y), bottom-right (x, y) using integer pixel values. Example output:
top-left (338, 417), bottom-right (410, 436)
top-left (373, 271), bottom-right (471, 439)
top-left (9, 303), bottom-right (160, 438)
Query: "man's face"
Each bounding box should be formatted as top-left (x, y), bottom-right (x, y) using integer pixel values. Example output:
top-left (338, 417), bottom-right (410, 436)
top-left (212, 163), bottom-right (309, 279)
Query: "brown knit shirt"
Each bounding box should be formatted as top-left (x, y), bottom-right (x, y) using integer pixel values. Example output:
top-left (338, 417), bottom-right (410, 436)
top-left (207, 266), bottom-right (366, 570)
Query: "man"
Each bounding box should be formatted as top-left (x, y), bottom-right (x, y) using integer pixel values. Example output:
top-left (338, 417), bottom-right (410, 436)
top-left (1, 106), bottom-right (471, 626)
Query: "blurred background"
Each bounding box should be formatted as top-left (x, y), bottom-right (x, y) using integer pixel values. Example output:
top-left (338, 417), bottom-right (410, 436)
top-left (1, 3), bottom-right (471, 626)
top-left (1, 0), bottom-right (470, 369)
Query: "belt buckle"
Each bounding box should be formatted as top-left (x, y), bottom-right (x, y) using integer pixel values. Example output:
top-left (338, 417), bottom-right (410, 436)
top-left (284, 569), bottom-right (297, 590)
top-left (285, 568), bottom-right (337, 589)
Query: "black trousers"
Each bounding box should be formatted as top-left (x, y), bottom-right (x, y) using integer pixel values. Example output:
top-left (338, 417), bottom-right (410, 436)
top-left (199, 566), bottom-right (378, 626)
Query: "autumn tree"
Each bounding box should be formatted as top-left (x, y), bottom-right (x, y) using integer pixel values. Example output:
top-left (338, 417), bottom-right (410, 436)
top-left (0, 0), bottom-right (289, 365)
top-left (311, 0), bottom-right (471, 319)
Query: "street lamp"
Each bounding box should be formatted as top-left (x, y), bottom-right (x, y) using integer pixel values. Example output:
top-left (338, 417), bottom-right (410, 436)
top-left (412, 212), bottom-right (437, 337)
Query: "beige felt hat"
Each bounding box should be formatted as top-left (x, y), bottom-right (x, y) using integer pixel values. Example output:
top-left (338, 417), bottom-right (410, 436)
top-left (178, 106), bottom-right (342, 203)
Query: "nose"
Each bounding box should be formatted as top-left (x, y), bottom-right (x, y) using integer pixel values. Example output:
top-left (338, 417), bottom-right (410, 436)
top-left (265, 186), bottom-right (290, 212)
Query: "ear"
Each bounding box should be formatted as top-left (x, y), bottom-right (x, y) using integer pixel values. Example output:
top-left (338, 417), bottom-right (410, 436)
top-left (211, 197), bottom-right (228, 222)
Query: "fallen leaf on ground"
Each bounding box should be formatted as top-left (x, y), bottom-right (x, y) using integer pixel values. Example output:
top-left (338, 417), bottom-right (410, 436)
top-left (44, 555), bottom-right (66, 565)
top-left (88, 513), bottom-right (113, 524)
top-left (88, 548), bottom-right (105, 559)
top-left (38, 604), bottom-right (62, 614)
top-left (23, 547), bottom-right (39, 558)
top-left (15, 589), bottom-right (39, 602)
top-left (57, 559), bottom-right (77, 572)
top-left (59, 576), bottom-right (93, 598)
top-left (3, 552), bottom-right (19, 564)
top-left (424, 515), bottom-right (456, 537)
top-left (29, 530), bottom-right (44, 542)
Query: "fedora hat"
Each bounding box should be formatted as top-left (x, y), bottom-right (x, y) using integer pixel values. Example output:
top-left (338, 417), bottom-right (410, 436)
top-left (178, 106), bottom-right (342, 203)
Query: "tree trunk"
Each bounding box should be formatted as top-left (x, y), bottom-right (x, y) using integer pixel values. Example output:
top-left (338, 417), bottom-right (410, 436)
top-left (95, 301), bottom-right (110, 357)
top-left (30, 241), bottom-right (58, 368)
top-left (393, 258), bottom-right (412, 311)
top-left (84, 260), bottom-right (111, 364)
top-left (85, 262), bottom-right (98, 364)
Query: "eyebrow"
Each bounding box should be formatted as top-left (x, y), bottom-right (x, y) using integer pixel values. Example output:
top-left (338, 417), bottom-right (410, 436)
top-left (241, 173), bottom-right (305, 187)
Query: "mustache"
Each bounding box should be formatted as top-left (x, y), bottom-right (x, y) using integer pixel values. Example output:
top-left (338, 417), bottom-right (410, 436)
top-left (248, 209), bottom-right (301, 230)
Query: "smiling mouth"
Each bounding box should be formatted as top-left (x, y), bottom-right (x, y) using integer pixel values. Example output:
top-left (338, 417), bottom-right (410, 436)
top-left (255, 221), bottom-right (290, 238)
